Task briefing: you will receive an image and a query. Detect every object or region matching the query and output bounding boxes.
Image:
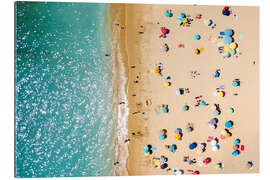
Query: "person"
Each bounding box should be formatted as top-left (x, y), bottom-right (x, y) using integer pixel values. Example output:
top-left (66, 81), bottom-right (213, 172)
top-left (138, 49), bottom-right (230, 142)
top-left (166, 144), bottom-right (177, 153)
top-left (165, 10), bottom-right (173, 17)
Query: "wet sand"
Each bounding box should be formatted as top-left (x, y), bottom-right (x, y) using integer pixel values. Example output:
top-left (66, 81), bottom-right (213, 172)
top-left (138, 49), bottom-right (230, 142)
top-left (113, 4), bottom-right (259, 175)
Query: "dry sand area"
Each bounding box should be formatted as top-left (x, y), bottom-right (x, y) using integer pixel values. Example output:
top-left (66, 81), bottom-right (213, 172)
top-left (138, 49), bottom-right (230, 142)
top-left (119, 4), bottom-right (259, 175)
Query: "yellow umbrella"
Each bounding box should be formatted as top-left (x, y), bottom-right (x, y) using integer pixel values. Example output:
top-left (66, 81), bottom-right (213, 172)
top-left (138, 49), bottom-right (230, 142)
top-left (174, 134), bottom-right (181, 140)
top-left (225, 133), bottom-right (231, 138)
top-left (194, 49), bottom-right (200, 55)
top-left (154, 67), bottom-right (160, 74)
top-left (217, 91), bottom-right (224, 98)
top-left (224, 45), bottom-right (230, 53)
top-left (154, 161), bottom-right (161, 166)
top-left (229, 42), bottom-right (237, 50)
top-left (165, 81), bottom-right (171, 87)
top-left (182, 18), bottom-right (188, 23)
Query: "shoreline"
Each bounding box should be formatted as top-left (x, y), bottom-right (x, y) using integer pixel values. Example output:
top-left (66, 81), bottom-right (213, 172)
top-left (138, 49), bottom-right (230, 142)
top-left (109, 4), bottom-right (130, 176)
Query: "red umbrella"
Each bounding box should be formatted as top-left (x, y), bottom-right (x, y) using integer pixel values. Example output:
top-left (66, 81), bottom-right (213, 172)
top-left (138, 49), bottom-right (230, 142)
top-left (161, 27), bottom-right (168, 34)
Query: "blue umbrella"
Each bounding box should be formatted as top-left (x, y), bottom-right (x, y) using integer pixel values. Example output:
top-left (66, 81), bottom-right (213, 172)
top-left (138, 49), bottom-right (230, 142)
top-left (225, 121), bottom-right (233, 128)
top-left (214, 110), bottom-right (221, 115)
top-left (193, 34), bottom-right (201, 40)
top-left (227, 107), bottom-right (234, 114)
top-left (144, 146), bottom-right (149, 151)
top-left (179, 13), bottom-right (185, 18)
top-left (230, 49), bottom-right (236, 55)
top-left (166, 11), bottom-right (172, 17)
top-left (182, 105), bottom-right (189, 111)
top-left (159, 135), bottom-right (165, 140)
top-left (222, 9), bottom-right (230, 16)
top-left (162, 107), bottom-right (168, 113)
top-left (232, 80), bottom-right (239, 87)
top-left (224, 53), bottom-right (231, 58)
top-left (200, 100), bottom-right (206, 106)
top-left (232, 150), bottom-right (239, 156)
top-left (234, 139), bottom-right (240, 145)
top-left (224, 36), bottom-right (233, 44)
top-left (177, 128), bottom-right (182, 134)
top-left (209, 118), bottom-right (218, 125)
top-left (224, 29), bottom-right (234, 36)
top-left (214, 71), bottom-right (220, 78)
top-left (189, 143), bottom-right (197, 150)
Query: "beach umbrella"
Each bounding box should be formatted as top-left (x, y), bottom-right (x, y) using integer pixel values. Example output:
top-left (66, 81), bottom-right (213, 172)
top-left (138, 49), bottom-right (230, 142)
top-left (165, 11), bottom-right (172, 17)
top-left (224, 29), bottom-right (234, 36)
top-left (229, 42), bottom-right (237, 49)
top-left (225, 132), bottom-right (231, 138)
top-left (227, 107), bottom-right (234, 114)
top-left (162, 107), bottom-right (168, 113)
top-left (224, 36), bottom-right (233, 45)
top-left (182, 105), bottom-right (189, 111)
top-left (194, 48), bottom-right (200, 55)
top-left (161, 163), bottom-right (168, 169)
top-left (154, 67), bottom-right (161, 74)
top-left (224, 53), bottom-right (231, 58)
top-left (164, 76), bottom-right (171, 81)
top-left (230, 49), bottom-right (236, 55)
top-left (182, 18), bottom-right (188, 23)
top-left (203, 158), bottom-right (211, 165)
top-left (179, 13), bottom-right (185, 18)
top-left (233, 145), bottom-right (239, 150)
top-left (154, 161), bottom-right (161, 166)
top-left (214, 71), bottom-right (220, 78)
top-left (200, 100), bottom-right (206, 106)
top-left (169, 145), bottom-right (176, 152)
top-left (234, 139), bottom-right (240, 145)
top-left (216, 163), bottom-right (224, 170)
top-left (232, 150), bottom-right (240, 156)
top-left (179, 88), bottom-right (184, 94)
top-left (165, 81), bottom-right (171, 87)
top-left (177, 17), bottom-right (184, 22)
top-left (247, 161), bottom-right (254, 169)
top-left (222, 7), bottom-right (230, 16)
top-left (214, 110), bottom-right (221, 115)
top-left (161, 45), bottom-right (169, 52)
top-left (161, 27), bottom-right (168, 34)
top-left (193, 34), bottom-right (201, 40)
top-left (144, 146), bottom-right (149, 151)
top-left (240, 145), bottom-right (245, 151)
top-left (209, 118), bottom-right (218, 125)
top-left (159, 135), bottom-right (165, 140)
top-left (225, 121), bottom-right (233, 128)
top-left (174, 134), bottom-right (181, 140)
top-left (223, 45), bottom-right (230, 52)
top-left (217, 91), bottom-right (224, 98)
top-left (232, 80), bottom-right (239, 87)
top-left (189, 142), bottom-right (197, 150)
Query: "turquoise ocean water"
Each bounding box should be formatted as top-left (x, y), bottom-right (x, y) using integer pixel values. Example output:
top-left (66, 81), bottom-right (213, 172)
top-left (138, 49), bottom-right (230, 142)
top-left (15, 2), bottom-right (115, 177)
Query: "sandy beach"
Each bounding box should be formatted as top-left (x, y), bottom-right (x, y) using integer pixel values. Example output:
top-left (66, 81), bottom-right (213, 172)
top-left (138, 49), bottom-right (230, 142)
top-left (111, 4), bottom-right (259, 175)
